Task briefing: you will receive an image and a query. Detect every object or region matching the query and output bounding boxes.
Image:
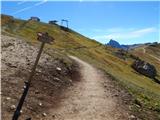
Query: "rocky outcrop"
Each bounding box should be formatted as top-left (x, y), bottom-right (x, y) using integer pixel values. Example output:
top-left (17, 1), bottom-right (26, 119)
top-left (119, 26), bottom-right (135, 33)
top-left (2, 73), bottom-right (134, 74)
top-left (131, 59), bottom-right (157, 79)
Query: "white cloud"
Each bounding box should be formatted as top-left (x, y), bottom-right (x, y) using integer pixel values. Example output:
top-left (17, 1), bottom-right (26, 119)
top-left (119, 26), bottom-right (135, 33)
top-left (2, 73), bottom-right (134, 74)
top-left (131, 27), bottom-right (157, 37)
top-left (92, 27), bottom-right (157, 40)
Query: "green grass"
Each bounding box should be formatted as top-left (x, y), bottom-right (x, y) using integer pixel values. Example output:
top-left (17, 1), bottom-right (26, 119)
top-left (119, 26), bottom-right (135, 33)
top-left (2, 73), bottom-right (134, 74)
top-left (1, 14), bottom-right (160, 118)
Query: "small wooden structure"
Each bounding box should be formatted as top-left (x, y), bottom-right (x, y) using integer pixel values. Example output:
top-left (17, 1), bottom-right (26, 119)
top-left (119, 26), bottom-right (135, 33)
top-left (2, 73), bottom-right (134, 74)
top-left (49, 20), bottom-right (58, 25)
top-left (29, 17), bottom-right (40, 22)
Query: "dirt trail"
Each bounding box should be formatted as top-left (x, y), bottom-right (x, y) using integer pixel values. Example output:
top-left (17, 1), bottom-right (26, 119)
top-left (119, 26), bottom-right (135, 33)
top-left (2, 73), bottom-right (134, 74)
top-left (149, 54), bottom-right (160, 62)
top-left (49, 56), bottom-right (129, 120)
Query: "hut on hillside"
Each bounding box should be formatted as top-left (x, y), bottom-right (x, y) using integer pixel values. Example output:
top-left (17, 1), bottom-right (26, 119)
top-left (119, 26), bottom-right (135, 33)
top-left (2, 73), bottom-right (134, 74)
top-left (29, 17), bottom-right (40, 22)
top-left (49, 20), bottom-right (58, 25)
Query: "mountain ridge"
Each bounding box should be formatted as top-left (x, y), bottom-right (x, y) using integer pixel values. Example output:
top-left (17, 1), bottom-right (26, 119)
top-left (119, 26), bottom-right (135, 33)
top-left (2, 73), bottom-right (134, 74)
top-left (106, 39), bottom-right (157, 50)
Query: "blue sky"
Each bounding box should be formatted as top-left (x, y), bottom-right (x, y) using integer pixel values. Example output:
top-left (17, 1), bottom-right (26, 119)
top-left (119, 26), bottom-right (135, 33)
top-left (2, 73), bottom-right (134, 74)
top-left (1, 1), bottom-right (160, 44)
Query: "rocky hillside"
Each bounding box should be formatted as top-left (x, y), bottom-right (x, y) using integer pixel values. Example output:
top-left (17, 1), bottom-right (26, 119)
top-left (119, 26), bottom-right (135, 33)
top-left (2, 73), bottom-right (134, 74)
top-left (1, 14), bottom-right (160, 119)
top-left (1, 35), bottom-right (78, 119)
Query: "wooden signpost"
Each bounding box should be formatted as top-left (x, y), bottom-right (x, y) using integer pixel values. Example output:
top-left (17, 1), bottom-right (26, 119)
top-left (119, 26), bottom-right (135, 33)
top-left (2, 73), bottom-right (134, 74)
top-left (12, 32), bottom-right (54, 120)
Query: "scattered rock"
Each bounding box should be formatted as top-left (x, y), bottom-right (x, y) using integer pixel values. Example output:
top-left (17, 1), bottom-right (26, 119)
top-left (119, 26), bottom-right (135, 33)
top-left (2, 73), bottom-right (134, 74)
top-left (6, 63), bottom-right (17, 68)
top-left (10, 105), bottom-right (16, 110)
top-left (6, 97), bottom-right (11, 100)
top-left (56, 67), bottom-right (61, 71)
top-left (35, 90), bottom-right (39, 94)
top-left (129, 105), bottom-right (132, 110)
top-left (37, 69), bottom-right (42, 73)
top-left (114, 94), bottom-right (119, 97)
top-left (54, 77), bottom-right (61, 82)
top-left (68, 79), bottom-right (72, 83)
top-left (38, 102), bottom-right (42, 107)
top-left (129, 115), bottom-right (136, 120)
top-left (1, 35), bottom-right (75, 119)
top-left (42, 113), bottom-right (47, 117)
top-left (124, 101), bottom-right (128, 104)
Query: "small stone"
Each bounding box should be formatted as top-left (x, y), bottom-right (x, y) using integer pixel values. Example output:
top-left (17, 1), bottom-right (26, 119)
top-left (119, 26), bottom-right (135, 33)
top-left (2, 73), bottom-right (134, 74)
top-left (6, 97), bottom-right (11, 100)
top-left (129, 105), bottom-right (132, 110)
top-left (135, 104), bottom-right (141, 108)
top-left (20, 110), bottom-right (23, 113)
top-left (68, 79), bottom-right (72, 82)
top-left (35, 90), bottom-right (39, 94)
top-left (129, 115), bottom-right (136, 120)
top-left (54, 77), bottom-right (61, 82)
top-left (10, 105), bottom-right (16, 110)
top-left (56, 67), bottom-right (61, 71)
top-left (39, 102), bottom-right (42, 106)
top-left (42, 113), bottom-right (47, 117)
top-left (124, 101), bottom-right (128, 104)
top-left (114, 94), bottom-right (118, 97)
top-left (37, 69), bottom-right (42, 73)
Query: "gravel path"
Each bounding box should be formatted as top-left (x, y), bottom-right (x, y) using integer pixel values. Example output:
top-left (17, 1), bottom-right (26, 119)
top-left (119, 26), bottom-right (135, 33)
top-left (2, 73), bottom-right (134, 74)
top-left (48, 56), bottom-right (129, 120)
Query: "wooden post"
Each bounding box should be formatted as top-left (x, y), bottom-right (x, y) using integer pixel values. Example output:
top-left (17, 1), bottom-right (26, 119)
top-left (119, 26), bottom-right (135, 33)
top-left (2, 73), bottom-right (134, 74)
top-left (12, 32), bottom-right (54, 120)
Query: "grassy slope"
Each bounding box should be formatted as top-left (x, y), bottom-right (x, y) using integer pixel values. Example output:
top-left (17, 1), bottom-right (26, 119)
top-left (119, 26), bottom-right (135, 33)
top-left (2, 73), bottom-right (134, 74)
top-left (1, 14), bottom-right (160, 118)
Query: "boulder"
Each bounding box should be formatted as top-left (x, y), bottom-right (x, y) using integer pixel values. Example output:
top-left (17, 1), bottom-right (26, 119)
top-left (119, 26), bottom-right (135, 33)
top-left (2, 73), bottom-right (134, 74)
top-left (10, 105), bottom-right (16, 110)
top-left (131, 59), bottom-right (157, 79)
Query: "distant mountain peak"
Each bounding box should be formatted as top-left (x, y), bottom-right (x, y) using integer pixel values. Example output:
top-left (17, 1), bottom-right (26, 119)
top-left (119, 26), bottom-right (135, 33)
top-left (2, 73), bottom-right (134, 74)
top-left (107, 39), bottom-right (122, 49)
top-left (106, 39), bottom-right (144, 50)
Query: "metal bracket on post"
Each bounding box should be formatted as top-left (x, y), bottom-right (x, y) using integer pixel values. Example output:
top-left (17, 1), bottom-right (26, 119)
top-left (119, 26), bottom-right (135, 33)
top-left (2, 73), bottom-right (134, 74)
top-left (12, 32), bottom-right (54, 120)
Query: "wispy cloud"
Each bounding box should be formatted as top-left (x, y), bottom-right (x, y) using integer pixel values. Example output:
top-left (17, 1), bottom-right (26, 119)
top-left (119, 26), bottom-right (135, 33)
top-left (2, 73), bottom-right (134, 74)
top-left (92, 27), bottom-right (134, 33)
top-left (92, 27), bottom-right (157, 40)
top-left (13, 0), bottom-right (48, 15)
top-left (34, 0), bottom-right (48, 6)
top-left (13, 6), bottom-right (32, 15)
top-left (17, 0), bottom-right (27, 5)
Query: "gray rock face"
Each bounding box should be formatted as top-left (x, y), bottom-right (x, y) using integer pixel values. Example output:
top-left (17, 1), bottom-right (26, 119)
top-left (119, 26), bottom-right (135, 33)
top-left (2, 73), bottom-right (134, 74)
top-left (131, 59), bottom-right (157, 79)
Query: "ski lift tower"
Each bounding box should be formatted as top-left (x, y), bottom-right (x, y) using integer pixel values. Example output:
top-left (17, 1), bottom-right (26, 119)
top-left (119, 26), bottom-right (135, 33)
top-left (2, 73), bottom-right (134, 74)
top-left (61, 19), bottom-right (69, 28)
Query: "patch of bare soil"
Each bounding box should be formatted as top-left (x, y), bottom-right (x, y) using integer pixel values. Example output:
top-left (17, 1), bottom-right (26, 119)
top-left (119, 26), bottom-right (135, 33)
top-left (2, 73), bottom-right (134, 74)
top-left (1, 35), bottom-right (77, 120)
